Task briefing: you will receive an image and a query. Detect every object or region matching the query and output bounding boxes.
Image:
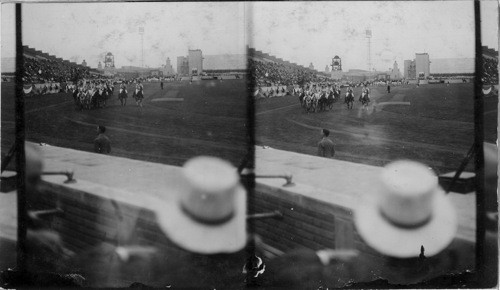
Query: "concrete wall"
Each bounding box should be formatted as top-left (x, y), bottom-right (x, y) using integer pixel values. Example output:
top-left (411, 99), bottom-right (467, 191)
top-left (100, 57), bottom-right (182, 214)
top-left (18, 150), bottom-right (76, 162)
top-left (15, 143), bottom-right (476, 271)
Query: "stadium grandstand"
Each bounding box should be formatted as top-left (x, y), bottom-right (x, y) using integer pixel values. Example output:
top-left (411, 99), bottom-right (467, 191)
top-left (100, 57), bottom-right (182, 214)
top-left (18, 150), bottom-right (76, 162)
top-left (203, 54), bottom-right (246, 74)
top-left (430, 58), bottom-right (475, 75)
top-left (248, 47), bottom-right (328, 86)
top-left (22, 46), bottom-right (106, 84)
top-left (482, 46), bottom-right (498, 85)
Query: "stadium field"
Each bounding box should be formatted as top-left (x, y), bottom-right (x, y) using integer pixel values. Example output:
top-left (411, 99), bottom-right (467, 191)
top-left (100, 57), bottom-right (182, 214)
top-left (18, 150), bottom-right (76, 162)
top-left (256, 83), bottom-right (496, 174)
top-left (1, 81), bottom-right (497, 174)
top-left (1, 79), bottom-right (249, 168)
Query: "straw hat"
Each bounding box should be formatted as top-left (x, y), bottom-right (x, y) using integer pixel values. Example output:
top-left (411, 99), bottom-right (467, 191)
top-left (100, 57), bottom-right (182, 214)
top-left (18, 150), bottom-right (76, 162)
top-left (354, 160), bottom-right (457, 258)
top-left (157, 156), bottom-right (246, 254)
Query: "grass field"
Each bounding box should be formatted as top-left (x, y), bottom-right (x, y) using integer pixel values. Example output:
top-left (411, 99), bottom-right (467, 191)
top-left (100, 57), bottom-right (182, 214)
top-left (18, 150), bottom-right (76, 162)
top-left (1, 81), bottom-right (497, 174)
top-left (1, 79), bottom-right (249, 168)
top-left (256, 83), bottom-right (497, 174)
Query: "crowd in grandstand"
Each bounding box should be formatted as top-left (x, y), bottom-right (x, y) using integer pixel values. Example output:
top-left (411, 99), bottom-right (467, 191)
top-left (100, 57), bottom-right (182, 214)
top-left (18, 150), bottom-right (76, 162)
top-left (23, 57), bottom-right (98, 83)
top-left (482, 56), bottom-right (498, 85)
top-left (249, 59), bottom-right (324, 86)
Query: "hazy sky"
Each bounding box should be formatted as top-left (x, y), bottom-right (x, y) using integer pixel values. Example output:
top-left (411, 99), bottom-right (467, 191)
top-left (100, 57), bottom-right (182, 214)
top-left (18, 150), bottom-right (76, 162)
top-left (250, 1), bottom-right (497, 72)
top-left (2, 2), bottom-right (246, 69)
top-left (1, 1), bottom-right (498, 71)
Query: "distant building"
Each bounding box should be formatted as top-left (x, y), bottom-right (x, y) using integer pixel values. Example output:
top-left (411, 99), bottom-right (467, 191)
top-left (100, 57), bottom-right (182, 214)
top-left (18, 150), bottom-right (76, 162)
top-left (309, 62), bottom-right (314, 70)
top-left (161, 58), bottom-right (175, 76)
top-left (177, 56), bottom-right (189, 76)
top-left (188, 49), bottom-right (203, 75)
top-left (415, 53), bottom-right (430, 78)
top-left (404, 59), bottom-right (416, 79)
top-left (98, 61), bottom-right (102, 70)
top-left (82, 60), bottom-right (87, 67)
top-left (150, 70), bottom-right (162, 77)
top-left (390, 61), bottom-right (402, 80)
top-left (104, 52), bottom-right (115, 68)
top-left (325, 65), bottom-right (330, 73)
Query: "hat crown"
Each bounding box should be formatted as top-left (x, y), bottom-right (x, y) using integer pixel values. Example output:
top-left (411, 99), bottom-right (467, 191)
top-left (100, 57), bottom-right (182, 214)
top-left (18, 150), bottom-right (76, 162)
top-left (181, 156), bottom-right (239, 224)
top-left (379, 160), bottom-right (437, 227)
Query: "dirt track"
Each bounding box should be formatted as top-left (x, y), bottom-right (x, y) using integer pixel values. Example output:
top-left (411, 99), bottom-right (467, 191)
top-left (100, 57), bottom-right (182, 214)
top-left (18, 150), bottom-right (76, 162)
top-left (2, 79), bottom-right (249, 168)
top-left (1, 81), bottom-right (497, 174)
top-left (255, 83), bottom-right (493, 174)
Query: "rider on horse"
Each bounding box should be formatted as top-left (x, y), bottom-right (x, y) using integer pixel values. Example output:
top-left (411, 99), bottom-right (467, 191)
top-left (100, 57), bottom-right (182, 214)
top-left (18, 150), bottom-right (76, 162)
top-left (345, 86), bottom-right (355, 109)
top-left (119, 82), bottom-right (128, 106)
top-left (360, 85), bottom-right (370, 103)
top-left (134, 81), bottom-right (144, 107)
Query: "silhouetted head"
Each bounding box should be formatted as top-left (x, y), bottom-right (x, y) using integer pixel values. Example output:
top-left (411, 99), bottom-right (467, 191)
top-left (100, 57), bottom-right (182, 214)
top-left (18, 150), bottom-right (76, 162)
top-left (97, 125), bottom-right (106, 134)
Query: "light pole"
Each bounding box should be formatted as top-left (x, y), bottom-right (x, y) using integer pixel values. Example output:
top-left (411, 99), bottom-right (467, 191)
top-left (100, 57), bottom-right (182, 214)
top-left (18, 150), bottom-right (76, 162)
top-left (366, 29), bottom-right (372, 72)
top-left (139, 27), bottom-right (144, 68)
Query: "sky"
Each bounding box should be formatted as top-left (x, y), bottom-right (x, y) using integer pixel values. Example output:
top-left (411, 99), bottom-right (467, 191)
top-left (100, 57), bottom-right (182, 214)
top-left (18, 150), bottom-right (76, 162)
top-left (2, 2), bottom-right (246, 69)
top-left (1, 1), bottom-right (498, 72)
top-left (250, 1), bottom-right (498, 72)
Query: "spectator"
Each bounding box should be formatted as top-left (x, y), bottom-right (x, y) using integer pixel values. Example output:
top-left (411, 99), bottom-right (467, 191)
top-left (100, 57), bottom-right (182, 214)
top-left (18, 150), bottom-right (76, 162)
top-left (317, 128), bottom-right (335, 158)
top-left (24, 143), bottom-right (75, 274)
top-left (263, 160), bottom-right (472, 288)
top-left (94, 125), bottom-right (111, 154)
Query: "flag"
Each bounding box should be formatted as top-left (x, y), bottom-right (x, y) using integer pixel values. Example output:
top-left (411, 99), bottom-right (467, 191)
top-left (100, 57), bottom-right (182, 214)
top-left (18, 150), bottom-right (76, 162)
top-left (482, 86), bottom-right (492, 95)
top-left (23, 84), bottom-right (33, 95)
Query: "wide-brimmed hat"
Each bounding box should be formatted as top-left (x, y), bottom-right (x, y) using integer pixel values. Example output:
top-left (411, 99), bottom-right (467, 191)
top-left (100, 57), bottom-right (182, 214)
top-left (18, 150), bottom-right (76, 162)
top-left (156, 156), bottom-right (247, 254)
top-left (354, 160), bottom-right (457, 258)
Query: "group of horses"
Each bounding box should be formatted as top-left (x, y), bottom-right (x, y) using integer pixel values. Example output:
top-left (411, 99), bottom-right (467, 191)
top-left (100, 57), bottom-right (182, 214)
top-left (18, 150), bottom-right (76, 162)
top-left (72, 85), bottom-right (114, 110)
top-left (298, 87), bottom-right (371, 112)
top-left (298, 89), bottom-right (340, 113)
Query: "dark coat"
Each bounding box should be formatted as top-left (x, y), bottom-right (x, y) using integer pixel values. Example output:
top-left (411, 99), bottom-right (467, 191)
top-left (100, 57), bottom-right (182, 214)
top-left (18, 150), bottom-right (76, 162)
top-left (318, 137), bottom-right (335, 157)
top-left (94, 134), bottom-right (111, 154)
top-left (263, 238), bottom-right (474, 288)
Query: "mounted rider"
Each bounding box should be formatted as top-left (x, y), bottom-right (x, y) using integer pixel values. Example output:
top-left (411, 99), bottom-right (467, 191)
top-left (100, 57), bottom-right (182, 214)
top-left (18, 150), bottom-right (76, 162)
top-left (360, 85), bottom-right (370, 103)
top-left (118, 82), bottom-right (128, 106)
top-left (134, 80), bottom-right (145, 107)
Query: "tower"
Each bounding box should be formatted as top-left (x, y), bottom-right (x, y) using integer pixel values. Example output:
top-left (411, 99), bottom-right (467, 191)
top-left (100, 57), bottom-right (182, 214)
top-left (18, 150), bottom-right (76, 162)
top-left (98, 61), bottom-right (102, 69)
top-left (366, 29), bottom-right (372, 71)
top-left (331, 56), bottom-right (342, 71)
top-left (104, 52), bottom-right (115, 68)
top-left (330, 56), bottom-right (342, 80)
top-left (139, 27), bottom-right (144, 67)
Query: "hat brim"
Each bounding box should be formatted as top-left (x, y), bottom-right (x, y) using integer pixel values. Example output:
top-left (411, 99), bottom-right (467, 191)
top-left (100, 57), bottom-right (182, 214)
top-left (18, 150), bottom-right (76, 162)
top-left (354, 189), bottom-right (457, 258)
top-left (157, 186), bottom-right (247, 255)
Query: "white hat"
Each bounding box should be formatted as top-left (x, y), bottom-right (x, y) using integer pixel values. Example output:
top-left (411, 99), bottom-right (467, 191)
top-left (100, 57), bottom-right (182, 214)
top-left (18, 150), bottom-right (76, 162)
top-left (156, 156), bottom-right (247, 254)
top-left (354, 160), bottom-right (457, 258)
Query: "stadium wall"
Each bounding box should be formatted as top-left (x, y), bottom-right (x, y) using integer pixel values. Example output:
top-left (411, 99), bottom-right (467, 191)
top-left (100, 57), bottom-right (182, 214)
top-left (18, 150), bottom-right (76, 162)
top-left (249, 47), bottom-right (319, 75)
top-left (15, 143), bottom-right (475, 267)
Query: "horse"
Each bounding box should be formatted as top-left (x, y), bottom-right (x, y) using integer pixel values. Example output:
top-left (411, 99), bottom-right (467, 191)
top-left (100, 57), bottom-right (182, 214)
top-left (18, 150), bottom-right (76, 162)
top-left (93, 88), bottom-right (108, 108)
top-left (318, 91), bottom-right (328, 112)
top-left (359, 92), bottom-right (370, 108)
top-left (72, 89), bottom-right (82, 111)
top-left (299, 91), bottom-right (306, 108)
top-left (303, 93), bottom-right (313, 113)
top-left (345, 91), bottom-right (354, 109)
top-left (133, 88), bottom-right (144, 107)
top-left (326, 90), bottom-right (335, 110)
top-left (310, 92), bottom-right (320, 113)
top-left (118, 87), bottom-right (128, 106)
